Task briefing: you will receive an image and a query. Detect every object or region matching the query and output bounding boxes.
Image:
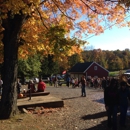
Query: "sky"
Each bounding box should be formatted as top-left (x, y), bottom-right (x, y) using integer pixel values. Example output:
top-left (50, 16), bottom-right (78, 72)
top-left (85, 26), bottom-right (130, 51)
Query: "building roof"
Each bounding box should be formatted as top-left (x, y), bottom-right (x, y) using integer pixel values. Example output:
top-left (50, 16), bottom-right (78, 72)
top-left (69, 62), bottom-right (93, 73)
top-left (69, 61), bottom-right (109, 73)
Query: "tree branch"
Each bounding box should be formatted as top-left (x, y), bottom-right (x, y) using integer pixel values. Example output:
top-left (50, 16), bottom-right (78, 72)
top-left (40, 0), bottom-right (48, 5)
top-left (51, 0), bottom-right (75, 20)
top-left (80, 0), bottom-right (113, 15)
top-left (80, 0), bottom-right (99, 13)
top-left (34, 5), bottom-right (48, 29)
top-left (48, 1), bottom-right (59, 24)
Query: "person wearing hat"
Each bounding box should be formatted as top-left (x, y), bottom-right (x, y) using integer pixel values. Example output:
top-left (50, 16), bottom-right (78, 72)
top-left (118, 81), bottom-right (130, 128)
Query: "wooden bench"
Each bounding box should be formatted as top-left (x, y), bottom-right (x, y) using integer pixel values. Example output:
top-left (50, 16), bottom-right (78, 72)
top-left (0, 91), bottom-right (50, 100)
top-left (25, 91), bottom-right (50, 97)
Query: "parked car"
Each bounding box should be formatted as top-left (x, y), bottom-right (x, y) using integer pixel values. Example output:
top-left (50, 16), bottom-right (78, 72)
top-left (51, 75), bottom-right (63, 80)
top-left (57, 75), bottom-right (63, 80)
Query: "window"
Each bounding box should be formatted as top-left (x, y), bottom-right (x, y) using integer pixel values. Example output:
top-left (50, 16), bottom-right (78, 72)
top-left (94, 66), bottom-right (97, 70)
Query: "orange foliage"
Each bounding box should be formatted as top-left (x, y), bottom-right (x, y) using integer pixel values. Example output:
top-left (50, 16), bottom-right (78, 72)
top-left (0, 0), bottom-right (129, 62)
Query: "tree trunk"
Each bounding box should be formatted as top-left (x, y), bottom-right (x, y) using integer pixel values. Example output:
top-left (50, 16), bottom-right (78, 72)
top-left (0, 14), bottom-right (25, 119)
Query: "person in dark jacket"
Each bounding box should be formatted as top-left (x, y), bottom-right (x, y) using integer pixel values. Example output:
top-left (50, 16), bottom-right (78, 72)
top-left (28, 80), bottom-right (36, 93)
top-left (104, 78), bottom-right (119, 130)
top-left (27, 80), bottom-right (36, 100)
top-left (102, 77), bottom-right (107, 90)
top-left (80, 75), bottom-right (86, 97)
top-left (118, 81), bottom-right (130, 128)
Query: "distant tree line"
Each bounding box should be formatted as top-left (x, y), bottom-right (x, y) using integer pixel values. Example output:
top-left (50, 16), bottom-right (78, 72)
top-left (81, 49), bottom-right (130, 71)
top-left (0, 49), bottom-right (130, 80)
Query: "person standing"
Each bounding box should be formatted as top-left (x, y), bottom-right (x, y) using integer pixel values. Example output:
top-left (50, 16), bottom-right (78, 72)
top-left (118, 81), bottom-right (130, 128)
top-left (66, 75), bottom-right (71, 87)
top-left (80, 75), bottom-right (86, 97)
top-left (104, 78), bottom-right (119, 130)
top-left (102, 77), bottom-right (107, 90)
top-left (27, 80), bottom-right (36, 100)
top-left (54, 75), bottom-right (58, 87)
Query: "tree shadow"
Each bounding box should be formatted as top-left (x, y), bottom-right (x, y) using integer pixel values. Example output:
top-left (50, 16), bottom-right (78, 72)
top-left (81, 111), bottom-right (107, 120)
top-left (81, 111), bottom-right (107, 130)
top-left (92, 98), bottom-right (104, 105)
top-left (82, 120), bottom-right (108, 130)
top-left (81, 111), bottom-right (130, 130)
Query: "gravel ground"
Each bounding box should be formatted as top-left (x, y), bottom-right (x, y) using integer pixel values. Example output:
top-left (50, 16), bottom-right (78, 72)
top-left (0, 86), bottom-right (130, 130)
top-left (45, 86), bottom-right (107, 130)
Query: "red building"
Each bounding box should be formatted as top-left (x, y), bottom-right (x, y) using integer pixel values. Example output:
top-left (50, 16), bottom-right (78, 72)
top-left (69, 62), bottom-right (109, 79)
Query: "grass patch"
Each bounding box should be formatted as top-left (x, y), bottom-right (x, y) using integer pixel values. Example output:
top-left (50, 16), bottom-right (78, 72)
top-left (109, 70), bottom-right (126, 77)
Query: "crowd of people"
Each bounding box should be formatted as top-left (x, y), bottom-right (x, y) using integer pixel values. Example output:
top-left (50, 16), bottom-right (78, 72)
top-left (10, 74), bottom-right (130, 130)
top-left (65, 76), bottom-right (113, 89)
top-left (27, 79), bottom-right (46, 93)
top-left (104, 78), bottom-right (130, 130)
top-left (65, 75), bottom-right (130, 129)
top-left (39, 75), bottom-right (130, 130)
top-left (47, 75), bottom-right (63, 87)
top-left (16, 78), bottom-right (46, 98)
top-left (1, 73), bottom-right (130, 130)
top-left (1, 73), bottom-right (130, 129)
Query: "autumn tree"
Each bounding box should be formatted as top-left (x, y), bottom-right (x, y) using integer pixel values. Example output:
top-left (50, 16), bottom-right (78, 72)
top-left (68, 54), bottom-right (83, 69)
top-left (81, 49), bottom-right (130, 71)
top-left (122, 49), bottom-right (130, 69)
top-left (40, 54), bottom-right (60, 77)
top-left (0, 0), bottom-right (128, 119)
top-left (18, 54), bottom-right (42, 83)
